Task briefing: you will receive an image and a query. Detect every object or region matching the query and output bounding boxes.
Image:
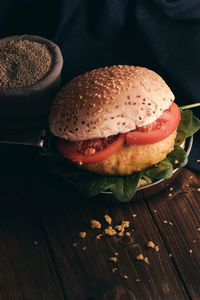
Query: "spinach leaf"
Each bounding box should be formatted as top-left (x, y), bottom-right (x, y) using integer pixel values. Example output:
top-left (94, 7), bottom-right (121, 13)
top-left (176, 110), bottom-right (200, 145)
top-left (178, 110), bottom-right (193, 132)
top-left (142, 146), bottom-right (187, 182)
top-left (110, 172), bottom-right (143, 203)
top-left (167, 146), bottom-right (188, 168)
top-left (78, 176), bottom-right (116, 198)
top-left (175, 131), bottom-right (187, 146)
top-left (144, 159), bottom-right (173, 180)
top-left (186, 114), bottom-right (200, 137)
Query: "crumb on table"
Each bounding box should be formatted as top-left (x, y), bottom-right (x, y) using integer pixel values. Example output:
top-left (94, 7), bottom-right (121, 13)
top-left (105, 226), bottom-right (117, 236)
top-left (79, 232), bottom-right (86, 239)
top-left (90, 219), bottom-right (101, 229)
top-left (147, 241), bottom-right (155, 248)
top-left (104, 215), bottom-right (112, 225)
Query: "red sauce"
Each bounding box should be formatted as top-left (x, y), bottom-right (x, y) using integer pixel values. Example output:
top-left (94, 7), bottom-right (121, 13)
top-left (67, 135), bottom-right (119, 155)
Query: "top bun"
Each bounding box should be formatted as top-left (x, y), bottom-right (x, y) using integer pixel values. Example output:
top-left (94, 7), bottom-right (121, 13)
top-left (49, 65), bottom-right (175, 141)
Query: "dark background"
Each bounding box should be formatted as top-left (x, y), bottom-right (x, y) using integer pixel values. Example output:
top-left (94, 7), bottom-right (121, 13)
top-left (0, 0), bottom-right (200, 171)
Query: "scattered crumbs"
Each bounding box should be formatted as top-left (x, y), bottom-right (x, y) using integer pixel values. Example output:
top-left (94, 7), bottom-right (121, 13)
top-left (33, 240), bottom-right (39, 245)
top-left (132, 214), bottom-right (137, 218)
top-left (169, 187), bottom-right (174, 191)
top-left (104, 214), bottom-right (112, 225)
top-left (136, 278), bottom-right (140, 282)
top-left (144, 257), bottom-right (150, 264)
top-left (115, 221), bottom-right (130, 231)
top-left (163, 220), bottom-right (168, 224)
top-left (123, 275), bottom-right (128, 279)
top-left (90, 219), bottom-right (101, 229)
top-left (82, 246), bottom-right (87, 251)
top-left (147, 241), bottom-right (155, 248)
top-left (155, 245), bottom-right (159, 252)
top-left (105, 226), bottom-right (117, 236)
top-left (197, 227), bottom-right (200, 231)
top-left (109, 257), bottom-right (118, 262)
top-left (136, 253), bottom-right (144, 261)
top-left (189, 249), bottom-right (193, 254)
top-left (169, 253), bottom-right (172, 258)
top-left (174, 160), bottom-right (179, 164)
top-left (198, 188), bottom-right (200, 192)
top-left (123, 220), bottom-right (130, 228)
top-left (153, 209), bottom-right (157, 213)
top-left (197, 160), bottom-right (200, 163)
top-left (95, 234), bottom-right (103, 240)
top-left (168, 193), bottom-right (173, 197)
top-left (112, 267), bottom-right (118, 273)
top-left (79, 232), bottom-right (86, 239)
top-left (72, 242), bottom-right (77, 247)
top-left (125, 232), bottom-right (131, 237)
top-left (117, 231), bottom-right (124, 237)
top-left (169, 222), bottom-right (173, 226)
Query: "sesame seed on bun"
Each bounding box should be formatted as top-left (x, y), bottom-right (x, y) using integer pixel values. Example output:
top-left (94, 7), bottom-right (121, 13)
top-left (49, 65), bottom-right (175, 141)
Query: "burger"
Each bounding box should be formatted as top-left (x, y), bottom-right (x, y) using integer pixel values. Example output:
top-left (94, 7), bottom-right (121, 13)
top-left (48, 65), bottom-right (200, 201)
top-left (49, 65), bottom-right (180, 174)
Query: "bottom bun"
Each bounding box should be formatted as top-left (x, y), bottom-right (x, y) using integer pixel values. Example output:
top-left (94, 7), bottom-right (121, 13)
top-left (78, 131), bottom-right (177, 176)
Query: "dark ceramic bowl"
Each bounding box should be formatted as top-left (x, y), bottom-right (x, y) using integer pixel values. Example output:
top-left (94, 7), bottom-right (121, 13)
top-left (0, 34), bottom-right (63, 130)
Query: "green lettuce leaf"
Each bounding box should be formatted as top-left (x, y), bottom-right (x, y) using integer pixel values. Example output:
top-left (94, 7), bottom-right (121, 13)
top-left (167, 146), bottom-right (188, 168)
top-left (176, 110), bottom-right (200, 145)
top-left (109, 172), bottom-right (143, 203)
top-left (175, 131), bottom-right (187, 146)
top-left (78, 176), bottom-right (116, 198)
top-left (186, 114), bottom-right (200, 137)
top-left (144, 159), bottom-right (173, 180)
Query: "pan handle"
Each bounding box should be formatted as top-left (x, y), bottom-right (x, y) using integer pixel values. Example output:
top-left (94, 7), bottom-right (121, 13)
top-left (0, 129), bottom-right (47, 148)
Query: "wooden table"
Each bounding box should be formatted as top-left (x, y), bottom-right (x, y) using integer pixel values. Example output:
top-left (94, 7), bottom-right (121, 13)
top-left (0, 144), bottom-right (200, 300)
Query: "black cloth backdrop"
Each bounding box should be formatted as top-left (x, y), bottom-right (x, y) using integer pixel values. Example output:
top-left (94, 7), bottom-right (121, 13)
top-left (0, 0), bottom-right (199, 172)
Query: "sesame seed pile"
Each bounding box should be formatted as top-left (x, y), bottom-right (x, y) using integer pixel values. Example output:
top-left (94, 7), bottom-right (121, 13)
top-left (0, 39), bottom-right (52, 89)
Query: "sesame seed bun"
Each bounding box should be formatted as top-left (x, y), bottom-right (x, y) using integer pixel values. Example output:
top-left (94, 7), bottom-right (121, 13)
top-left (49, 65), bottom-right (175, 141)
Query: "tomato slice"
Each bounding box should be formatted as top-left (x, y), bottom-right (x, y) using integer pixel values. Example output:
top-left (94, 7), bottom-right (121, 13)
top-left (57, 134), bottom-right (125, 164)
top-left (126, 102), bottom-right (181, 145)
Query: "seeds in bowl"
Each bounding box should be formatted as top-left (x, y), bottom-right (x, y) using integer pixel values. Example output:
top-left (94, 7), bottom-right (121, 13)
top-left (0, 39), bottom-right (52, 89)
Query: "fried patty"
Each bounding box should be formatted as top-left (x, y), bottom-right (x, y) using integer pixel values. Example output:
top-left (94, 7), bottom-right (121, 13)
top-left (79, 131), bottom-right (177, 175)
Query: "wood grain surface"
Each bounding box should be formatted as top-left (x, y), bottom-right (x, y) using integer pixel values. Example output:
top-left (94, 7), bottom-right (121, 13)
top-left (0, 145), bottom-right (200, 299)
